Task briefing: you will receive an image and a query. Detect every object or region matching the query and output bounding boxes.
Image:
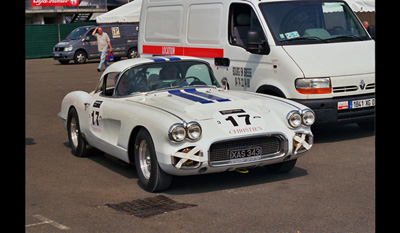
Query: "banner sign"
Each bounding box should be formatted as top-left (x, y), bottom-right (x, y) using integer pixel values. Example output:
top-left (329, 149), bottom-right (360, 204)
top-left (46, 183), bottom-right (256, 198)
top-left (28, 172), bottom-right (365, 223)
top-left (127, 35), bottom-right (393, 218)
top-left (31, 0), bottom-right (80, 7)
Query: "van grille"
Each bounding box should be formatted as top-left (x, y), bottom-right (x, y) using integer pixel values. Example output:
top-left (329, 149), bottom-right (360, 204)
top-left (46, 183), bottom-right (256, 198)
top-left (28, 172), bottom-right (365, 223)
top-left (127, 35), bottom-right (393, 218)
top-left (54, 47), bottom-right (64, 52)
top-left (208, 135), bottom-right (287, 166)
top-left (333, 83), bottom-right (375, 93)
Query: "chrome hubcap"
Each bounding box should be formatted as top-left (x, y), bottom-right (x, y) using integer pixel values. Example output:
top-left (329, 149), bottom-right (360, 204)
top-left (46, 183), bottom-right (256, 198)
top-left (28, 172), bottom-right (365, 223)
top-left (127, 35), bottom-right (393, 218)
top-left (138, 140), bottom-right (151, 179)
top-left (70, 117), bottom-right (79, 148)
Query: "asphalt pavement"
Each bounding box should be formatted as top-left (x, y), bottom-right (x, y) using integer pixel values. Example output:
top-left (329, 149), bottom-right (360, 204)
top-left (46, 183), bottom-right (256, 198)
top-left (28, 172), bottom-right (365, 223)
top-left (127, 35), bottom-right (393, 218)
top-left (25, 58), bottom-right (375, 232)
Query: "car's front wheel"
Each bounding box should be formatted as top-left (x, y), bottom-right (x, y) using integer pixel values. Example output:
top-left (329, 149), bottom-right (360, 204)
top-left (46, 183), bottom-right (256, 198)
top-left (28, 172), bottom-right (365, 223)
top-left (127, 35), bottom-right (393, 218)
top-left (134, 128), bottom-right (172, 192)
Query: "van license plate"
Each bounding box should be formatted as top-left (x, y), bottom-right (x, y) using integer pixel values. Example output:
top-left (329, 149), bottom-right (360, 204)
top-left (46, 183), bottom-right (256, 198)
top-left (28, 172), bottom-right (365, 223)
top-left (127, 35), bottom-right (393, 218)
top-left (350, 98), bottom-right (375, 109)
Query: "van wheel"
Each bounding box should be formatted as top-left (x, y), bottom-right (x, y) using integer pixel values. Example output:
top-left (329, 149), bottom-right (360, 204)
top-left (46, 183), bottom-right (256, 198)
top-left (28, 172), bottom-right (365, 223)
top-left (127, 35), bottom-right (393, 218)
top-left (134, 128), bottom-right (172, 192)
top-left (74, 51), bottom-right (87, 64)
top-left (58, 60), bottom-right (70, 64)
top-left (128, 48), bottom-right (138, 59)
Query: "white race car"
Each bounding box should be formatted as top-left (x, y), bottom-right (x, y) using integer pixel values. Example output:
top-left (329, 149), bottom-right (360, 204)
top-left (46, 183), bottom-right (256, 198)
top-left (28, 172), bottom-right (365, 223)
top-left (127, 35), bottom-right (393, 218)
top-left (58, 56), bottom-right (315, 192)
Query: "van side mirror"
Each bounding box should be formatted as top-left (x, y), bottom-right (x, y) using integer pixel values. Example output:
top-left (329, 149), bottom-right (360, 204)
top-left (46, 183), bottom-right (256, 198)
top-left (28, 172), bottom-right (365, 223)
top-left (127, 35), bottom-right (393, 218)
top-left (246, 31), bottom-right (270, 55)
top-left (367, 25), bottom-right (375, 40)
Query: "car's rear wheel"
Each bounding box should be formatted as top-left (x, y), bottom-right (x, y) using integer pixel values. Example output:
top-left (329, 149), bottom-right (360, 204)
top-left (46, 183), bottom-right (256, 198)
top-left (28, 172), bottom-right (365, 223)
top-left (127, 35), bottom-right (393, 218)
top-left (134, 128), bottom-right (172, 192)
top-left (67, 107), bottom-right (89, 157)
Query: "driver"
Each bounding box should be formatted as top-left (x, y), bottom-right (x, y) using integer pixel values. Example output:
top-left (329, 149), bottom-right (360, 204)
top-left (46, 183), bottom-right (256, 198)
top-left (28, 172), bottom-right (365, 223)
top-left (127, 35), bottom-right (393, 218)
top-left (116, 75), bottom-right (131, 96)
top-left (160, 64), bottom-right (179, 80)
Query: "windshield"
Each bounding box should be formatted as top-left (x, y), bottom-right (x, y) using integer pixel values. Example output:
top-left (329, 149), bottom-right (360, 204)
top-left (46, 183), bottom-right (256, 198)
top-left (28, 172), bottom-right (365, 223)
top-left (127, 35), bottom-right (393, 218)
top-left (114, 61), bottom-right (220, 97)
top-left (66, 27), bottom-right (90, 40)
top-left (259, 1), bottom-right (370, 45)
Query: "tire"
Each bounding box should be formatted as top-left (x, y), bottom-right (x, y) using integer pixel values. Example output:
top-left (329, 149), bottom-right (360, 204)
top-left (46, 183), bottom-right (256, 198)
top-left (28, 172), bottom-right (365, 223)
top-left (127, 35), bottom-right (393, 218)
top-left (73, 51), bottom-right (87, 64)
top-left (265, 159), bottom-right (297, 173)
top-left (134, 128), bottom-right (172, 192)
top-left (58, 60), bottom-right (70, 64)
top-left (67, 107), bottom-right (90, 157)
top-left (128, 47), bottom-right (138, 59)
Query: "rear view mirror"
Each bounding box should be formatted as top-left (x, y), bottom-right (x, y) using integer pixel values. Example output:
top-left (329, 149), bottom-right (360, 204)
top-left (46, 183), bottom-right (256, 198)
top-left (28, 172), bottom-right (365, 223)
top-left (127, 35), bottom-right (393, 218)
top-left (246, 31), bottom-right (270, 55)
top-left (367, 25), bottom-right (375, 40)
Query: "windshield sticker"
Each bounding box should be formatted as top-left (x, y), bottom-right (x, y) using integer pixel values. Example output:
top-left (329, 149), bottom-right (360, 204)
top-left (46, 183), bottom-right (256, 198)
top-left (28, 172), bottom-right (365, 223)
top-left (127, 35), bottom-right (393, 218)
top-left (285, 31), bottom-right (300, 39)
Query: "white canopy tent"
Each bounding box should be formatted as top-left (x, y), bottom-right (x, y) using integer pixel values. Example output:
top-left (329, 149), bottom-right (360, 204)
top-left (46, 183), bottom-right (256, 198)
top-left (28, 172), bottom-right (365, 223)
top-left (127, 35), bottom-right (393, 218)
top-left (344, 0), bottom-right (375, 12)
top-left (96, 0), bottom-right (142, 24)
top-left (94, 0), bottom-right (374, 24)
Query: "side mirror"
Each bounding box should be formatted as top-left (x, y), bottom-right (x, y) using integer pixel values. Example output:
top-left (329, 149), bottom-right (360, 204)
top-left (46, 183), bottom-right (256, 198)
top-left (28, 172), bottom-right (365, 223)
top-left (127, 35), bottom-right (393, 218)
top-left (246, 31), bottom-right (270, 55)
top-left (367, 25), bottom-right (375, 40)
top-left (221, 77), bottom-right (230, 90)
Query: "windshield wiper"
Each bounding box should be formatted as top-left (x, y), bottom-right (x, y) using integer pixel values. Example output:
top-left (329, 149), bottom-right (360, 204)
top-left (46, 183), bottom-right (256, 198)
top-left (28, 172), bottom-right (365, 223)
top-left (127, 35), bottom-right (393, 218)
top-left (280, 36), bottom-right (327, 43)
top-left (325, 35), bottom-right (362, 42)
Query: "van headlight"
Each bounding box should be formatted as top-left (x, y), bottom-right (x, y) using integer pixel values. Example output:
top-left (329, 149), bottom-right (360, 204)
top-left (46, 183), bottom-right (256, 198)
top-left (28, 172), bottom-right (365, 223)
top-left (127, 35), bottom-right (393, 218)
top-left (168, 122), bottom-right (202, 142)
top-left (295, 77), bottom-right (331, 94)
top-left (64, 45), bottom-right (74, 52)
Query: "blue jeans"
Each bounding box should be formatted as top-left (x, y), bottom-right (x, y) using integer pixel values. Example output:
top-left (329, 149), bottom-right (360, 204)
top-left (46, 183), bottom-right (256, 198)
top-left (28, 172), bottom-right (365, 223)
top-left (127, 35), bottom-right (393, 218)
top-left (98, 51), bottom-right (108, 70)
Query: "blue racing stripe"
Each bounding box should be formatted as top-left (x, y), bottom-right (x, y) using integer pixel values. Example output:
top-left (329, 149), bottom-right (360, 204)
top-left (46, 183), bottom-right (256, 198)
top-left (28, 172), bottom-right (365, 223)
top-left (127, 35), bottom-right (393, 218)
top-left (168, 90), bottom-right (213, 104)
top-left (184, 88), bottom-right (231, 102)
top-left (147, 57), bottom-right (166, 62)
top-left (165, 56), bottom-right (181, 61)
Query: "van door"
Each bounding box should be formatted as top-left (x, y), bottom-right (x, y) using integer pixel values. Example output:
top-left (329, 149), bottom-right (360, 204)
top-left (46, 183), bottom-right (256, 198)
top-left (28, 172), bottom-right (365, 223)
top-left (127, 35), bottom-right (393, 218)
top-left (224, 3), bottom-right (273, 93)
top-left (83, 29), bottom-right (100, 59)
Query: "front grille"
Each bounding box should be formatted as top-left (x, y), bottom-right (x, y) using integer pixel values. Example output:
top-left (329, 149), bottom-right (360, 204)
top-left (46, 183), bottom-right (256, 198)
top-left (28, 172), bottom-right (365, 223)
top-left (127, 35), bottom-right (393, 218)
top-left (209, 135), bottom-right (286, 166)
top-left (54, 47), bottom-right (64, 51)
top-left (333, 83), bottom-right (375, 93)
top-left (333, 85), bottom-right (358, 93)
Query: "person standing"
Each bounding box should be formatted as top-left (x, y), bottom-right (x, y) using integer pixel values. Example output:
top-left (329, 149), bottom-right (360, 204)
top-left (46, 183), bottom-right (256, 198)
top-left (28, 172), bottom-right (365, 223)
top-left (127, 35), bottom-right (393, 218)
top-left (92, 27), bottom-right (112, 72)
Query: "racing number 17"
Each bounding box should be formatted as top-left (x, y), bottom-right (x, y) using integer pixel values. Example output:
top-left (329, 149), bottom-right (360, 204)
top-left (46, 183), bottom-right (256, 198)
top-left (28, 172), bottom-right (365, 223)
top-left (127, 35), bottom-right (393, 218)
top-left (225, 114), bottom-right (251, 127)
top-left (91, 110), bottom-right (100, 126)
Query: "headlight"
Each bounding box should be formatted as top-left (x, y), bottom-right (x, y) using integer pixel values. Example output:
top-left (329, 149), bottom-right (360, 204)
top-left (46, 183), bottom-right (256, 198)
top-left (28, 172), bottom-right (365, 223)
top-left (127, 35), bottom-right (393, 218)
top-left (295, 77), bottom-right (331, 94)
top-left (64, 46), bottom-right (73, 52)
top-left (287, 111), bottom-right (302, 128)
top-left (168, 122), bottom-right (202, 142)
top-left (302, 109), bottom-right (315, 126)
top-left (186, 122), bottom-right (202, 140)
top-left (168, 124), bottom-right (186, 142)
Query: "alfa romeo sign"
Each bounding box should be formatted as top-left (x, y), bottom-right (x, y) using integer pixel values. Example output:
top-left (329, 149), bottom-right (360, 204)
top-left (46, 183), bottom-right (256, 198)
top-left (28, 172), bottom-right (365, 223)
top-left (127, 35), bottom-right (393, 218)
top-left (31, 0), bottom-right (80, 7)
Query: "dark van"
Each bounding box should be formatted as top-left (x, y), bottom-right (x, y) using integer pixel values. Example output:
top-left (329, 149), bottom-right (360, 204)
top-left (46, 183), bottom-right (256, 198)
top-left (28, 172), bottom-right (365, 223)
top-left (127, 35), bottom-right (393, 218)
top-left (53, 24), bottom-right (139, 64)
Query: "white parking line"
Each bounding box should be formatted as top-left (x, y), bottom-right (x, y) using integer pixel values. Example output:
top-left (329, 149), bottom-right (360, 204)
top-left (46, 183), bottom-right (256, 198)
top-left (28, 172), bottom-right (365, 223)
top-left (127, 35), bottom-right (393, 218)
top-left (25, 214), bottom-right (70, 230)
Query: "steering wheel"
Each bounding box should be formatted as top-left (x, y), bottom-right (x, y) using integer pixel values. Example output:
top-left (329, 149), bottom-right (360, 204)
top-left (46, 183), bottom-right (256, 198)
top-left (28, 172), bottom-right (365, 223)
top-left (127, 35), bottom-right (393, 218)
top-left (180, 76), bottom-right (201, 83)
top-left (180, 76), bottom-right (201, 84)
top-left (328, 26), bottom-right (344, 34)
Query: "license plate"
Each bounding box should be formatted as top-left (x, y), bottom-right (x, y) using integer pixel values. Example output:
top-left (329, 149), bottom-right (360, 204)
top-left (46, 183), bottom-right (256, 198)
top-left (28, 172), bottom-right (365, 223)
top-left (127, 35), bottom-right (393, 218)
top-left (350, 98), bottom-right (375, 109)
top-left (338, 98), bottom-right (375, 110)
top-left (230, 146), bottom-right (262, 160)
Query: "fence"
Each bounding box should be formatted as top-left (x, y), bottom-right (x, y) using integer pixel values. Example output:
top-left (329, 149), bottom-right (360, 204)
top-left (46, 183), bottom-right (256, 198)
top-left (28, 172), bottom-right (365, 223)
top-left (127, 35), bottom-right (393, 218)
top-left (25, 22), bottom-right (95, 59)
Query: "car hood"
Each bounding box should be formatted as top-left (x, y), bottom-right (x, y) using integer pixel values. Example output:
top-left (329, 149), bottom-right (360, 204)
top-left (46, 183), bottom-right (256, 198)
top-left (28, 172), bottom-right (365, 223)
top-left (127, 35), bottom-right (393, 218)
top-left (128, 87), bottom-right (302, 122)
top-left (282, 40), bottom-right (375, 77)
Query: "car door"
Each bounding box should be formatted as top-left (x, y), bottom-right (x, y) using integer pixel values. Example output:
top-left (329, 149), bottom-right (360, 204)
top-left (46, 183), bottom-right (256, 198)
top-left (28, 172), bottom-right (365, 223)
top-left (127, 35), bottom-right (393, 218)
top-left (86, 72), bottom-right (121, 152)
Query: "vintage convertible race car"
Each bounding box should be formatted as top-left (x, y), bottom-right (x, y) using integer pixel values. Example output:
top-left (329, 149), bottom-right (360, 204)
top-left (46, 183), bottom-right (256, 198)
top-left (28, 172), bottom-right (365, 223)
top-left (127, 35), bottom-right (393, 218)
top-left (58, 56), bottom-right (315, 192)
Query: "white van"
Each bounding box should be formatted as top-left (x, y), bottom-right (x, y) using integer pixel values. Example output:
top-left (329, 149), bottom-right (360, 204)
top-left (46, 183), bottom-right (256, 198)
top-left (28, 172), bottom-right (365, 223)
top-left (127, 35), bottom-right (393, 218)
top-left (138, 0), bottom-right (375, 126)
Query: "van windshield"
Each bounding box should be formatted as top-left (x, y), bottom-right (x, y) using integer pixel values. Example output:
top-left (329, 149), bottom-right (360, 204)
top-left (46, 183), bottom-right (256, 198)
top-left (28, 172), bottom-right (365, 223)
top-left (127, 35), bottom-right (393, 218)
top-left (259, 1), bottom-right (370, 45)
top-left (66, 27), bottom-right (90, 40)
